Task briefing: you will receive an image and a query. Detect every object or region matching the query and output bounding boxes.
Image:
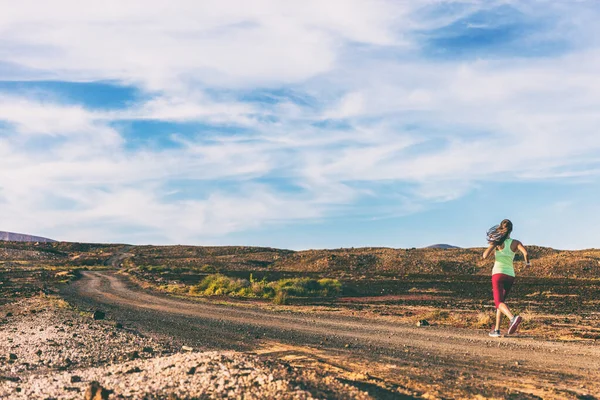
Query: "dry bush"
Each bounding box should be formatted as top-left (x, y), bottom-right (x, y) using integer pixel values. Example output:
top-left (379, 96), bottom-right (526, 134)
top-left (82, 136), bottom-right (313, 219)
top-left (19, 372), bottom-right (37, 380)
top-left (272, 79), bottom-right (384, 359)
top-left (473, 312), bottom-right (494, 329)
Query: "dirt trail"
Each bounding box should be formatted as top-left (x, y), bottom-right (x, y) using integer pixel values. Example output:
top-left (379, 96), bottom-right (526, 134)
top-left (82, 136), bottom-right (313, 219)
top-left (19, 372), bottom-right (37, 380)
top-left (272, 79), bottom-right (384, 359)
top-left (62, 271), bottom-right (600, 399)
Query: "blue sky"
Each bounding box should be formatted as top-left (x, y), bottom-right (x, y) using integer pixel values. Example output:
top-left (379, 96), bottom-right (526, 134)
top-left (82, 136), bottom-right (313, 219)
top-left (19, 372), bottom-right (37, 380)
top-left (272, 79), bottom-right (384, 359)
top-left (1, 0), bottom-right (600, 250)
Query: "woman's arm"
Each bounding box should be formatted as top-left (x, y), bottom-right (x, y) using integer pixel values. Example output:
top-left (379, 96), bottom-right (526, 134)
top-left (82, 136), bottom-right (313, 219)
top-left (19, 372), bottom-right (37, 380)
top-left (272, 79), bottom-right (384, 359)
top-left (482, 243), bottom-right (496, 260)
top-left (516, 241), bottom-right (530, 266)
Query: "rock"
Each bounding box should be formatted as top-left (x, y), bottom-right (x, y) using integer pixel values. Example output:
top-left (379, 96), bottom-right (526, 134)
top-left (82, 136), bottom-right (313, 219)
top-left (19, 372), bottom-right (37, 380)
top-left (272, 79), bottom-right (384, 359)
top-left (125, 366), bottom-right (142, 374)
top-left (5, 312), bottom-right (12, 317)
top-left (84, 381), bottom-right (111, 400)
top-left (70, 375), bottom-right (82, 383)
top-left (127, 351), bottom-right (140, 360)
top-left (8, 353), bottom-right (17, 360)
top-left (0, 375), bottom-right (21, 382)
top-left (35, 350), bottom-right (42, 356)
top-left (417, 320), bottom-right (430, 327)
top-left (142, 346), bottom-right (153, 353)
top-left (182, 346), bottom-right (194, 352)
top-left (187, 366), bottom-right (197, 375)
top-left (92, 311), bottom-right (106, 320)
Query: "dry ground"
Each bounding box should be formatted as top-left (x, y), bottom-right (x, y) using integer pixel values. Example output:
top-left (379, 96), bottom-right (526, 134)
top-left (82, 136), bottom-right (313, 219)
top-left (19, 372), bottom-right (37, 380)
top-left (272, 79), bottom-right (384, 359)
top-left (59, 271), bottom-right (600, 399)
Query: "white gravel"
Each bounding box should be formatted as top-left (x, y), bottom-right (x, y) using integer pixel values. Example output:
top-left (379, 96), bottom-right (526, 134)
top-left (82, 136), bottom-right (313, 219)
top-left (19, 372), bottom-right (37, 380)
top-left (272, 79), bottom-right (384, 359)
top-left (1, 297), bottom-right (371, 399)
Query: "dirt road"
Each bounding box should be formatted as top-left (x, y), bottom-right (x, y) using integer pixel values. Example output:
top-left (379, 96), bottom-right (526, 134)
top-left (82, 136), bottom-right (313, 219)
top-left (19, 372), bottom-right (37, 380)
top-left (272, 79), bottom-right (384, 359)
top-left (62, 271), bottom-right (600, 399)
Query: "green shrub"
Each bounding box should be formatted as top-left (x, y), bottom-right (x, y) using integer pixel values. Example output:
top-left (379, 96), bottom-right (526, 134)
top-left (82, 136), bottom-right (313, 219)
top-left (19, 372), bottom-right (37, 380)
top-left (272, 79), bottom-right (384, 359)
top-left (189, 274), bottom-right (250, 296)
top-left (317, 278), bottom-right (342, 296)
top-left (188, 274), bottom-right (341, 303)
top-left (269, 278), bottom-right (341, 297)
top-left (273, 291), bottom-right (288, 305)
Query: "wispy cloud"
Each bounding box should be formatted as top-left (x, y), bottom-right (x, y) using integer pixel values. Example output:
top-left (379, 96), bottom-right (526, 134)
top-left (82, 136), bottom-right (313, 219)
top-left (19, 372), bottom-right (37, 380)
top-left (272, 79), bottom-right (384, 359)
top-left (1, 1), bottom-right (600, 246)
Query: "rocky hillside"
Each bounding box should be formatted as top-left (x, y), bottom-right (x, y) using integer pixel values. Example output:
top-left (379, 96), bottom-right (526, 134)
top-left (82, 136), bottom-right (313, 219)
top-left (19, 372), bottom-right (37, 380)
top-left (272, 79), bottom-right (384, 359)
top-left (0, 231), bottom-right (55, 243)
top-left (1, 241), bottom-right (600, 279)
top-left (124, 245), bottom-right (600, 279)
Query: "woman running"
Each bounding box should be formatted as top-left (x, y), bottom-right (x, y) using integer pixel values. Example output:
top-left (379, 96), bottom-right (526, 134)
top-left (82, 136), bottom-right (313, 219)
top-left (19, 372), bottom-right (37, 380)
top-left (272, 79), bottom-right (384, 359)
top-left (482, 219), bottom-right (530, 337)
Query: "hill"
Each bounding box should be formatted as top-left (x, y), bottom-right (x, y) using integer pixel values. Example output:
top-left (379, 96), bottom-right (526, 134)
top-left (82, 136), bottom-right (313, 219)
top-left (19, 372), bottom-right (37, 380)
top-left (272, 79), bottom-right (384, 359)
top-left (426, 244), bottom-right (461, 249)
top-left (2, 241), bottom-right (599, 279)
top-left (0, 231), bottom-right (56, 243)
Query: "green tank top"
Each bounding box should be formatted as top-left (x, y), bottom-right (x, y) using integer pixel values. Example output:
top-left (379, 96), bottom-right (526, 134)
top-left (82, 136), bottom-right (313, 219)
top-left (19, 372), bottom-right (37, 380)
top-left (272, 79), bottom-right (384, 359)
top-left (492, 238), bottom-right (516, 277)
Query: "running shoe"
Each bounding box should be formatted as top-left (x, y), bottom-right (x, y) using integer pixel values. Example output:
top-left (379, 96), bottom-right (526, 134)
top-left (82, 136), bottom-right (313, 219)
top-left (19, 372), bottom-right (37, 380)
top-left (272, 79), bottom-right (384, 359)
top-left (507, 315), bottom-right (522, 335)
top-left (488, 330), bottom-right (501, 338)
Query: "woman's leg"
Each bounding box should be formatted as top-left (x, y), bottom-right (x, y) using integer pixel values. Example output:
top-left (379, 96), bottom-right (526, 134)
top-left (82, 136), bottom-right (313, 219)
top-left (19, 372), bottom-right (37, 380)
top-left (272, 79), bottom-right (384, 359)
top-left (497, 302), bottom-right (514, 320)
top-left (495, 308), bottom-right (502, 331)
top-left (492, 274), bottom-right (515, 329)
top-left (498, 276), bottom-right (515, 319)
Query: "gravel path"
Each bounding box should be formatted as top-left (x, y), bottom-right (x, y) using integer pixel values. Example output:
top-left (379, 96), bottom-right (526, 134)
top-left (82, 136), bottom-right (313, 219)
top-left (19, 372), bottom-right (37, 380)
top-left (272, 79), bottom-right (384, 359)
top-left (60, 271), bottom-right (600, 399)
top-left (0, 297), bottom-right (370, 399)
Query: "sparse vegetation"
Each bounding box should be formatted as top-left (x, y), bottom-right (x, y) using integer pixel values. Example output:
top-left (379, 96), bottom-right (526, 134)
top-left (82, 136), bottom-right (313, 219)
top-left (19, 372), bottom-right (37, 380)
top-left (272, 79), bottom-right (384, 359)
top-left (3, 240), bottom-right (600, 339)
top-left (187, 274), bottom-right (342, 303)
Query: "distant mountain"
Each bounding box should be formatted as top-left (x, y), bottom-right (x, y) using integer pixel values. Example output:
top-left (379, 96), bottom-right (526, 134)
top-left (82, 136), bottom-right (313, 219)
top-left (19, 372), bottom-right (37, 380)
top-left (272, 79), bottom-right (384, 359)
top-left (0, 231), bottom-right (56, 243)
top-left (425, 244), bottom-right (461, 249)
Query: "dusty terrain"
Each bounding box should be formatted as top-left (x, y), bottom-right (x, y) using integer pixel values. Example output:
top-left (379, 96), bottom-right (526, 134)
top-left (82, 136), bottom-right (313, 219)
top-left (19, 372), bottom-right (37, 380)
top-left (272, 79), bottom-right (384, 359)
top-left (57, 271), bottom-right (600, 399)
top-left (0, 296), bottom-right (370, 399)
top-left (2, 240), bottom-right (600, 278)
top-left (2, 240), bottom-right (600, 398)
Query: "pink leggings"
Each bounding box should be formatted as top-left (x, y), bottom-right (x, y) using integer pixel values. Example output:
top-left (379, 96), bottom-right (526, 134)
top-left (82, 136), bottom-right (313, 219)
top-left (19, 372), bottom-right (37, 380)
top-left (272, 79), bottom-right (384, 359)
top-left (492, 273), bottom-right (515, 308)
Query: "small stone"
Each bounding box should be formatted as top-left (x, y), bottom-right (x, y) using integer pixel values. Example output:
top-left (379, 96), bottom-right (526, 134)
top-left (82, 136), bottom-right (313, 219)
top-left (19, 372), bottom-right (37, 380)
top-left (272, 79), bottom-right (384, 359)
top-left (84, 381), bottom-right (111, 400)
top-left (142, 346), bottom-right (153, 353)
top-left (125, 366), bottom-right (142, 374)
top-left (182, 346), bottom-right (193, 352)
top-left (187, 366), bottom-right (197, 375)
top-left (9, 353), bottom-right (17, 360)
top-left (71, 375), bottom-right (82, 383)
top-left (127, 351), bottom-right (140, 360)
top-left (36, 350), bottom-right (42, 356)
top-left (0, 375), bottom-right (21, 382)
top-left (417, 320), bottom-right (430, 327)
top-left (6, 312), bottom-right (12, 317)
top-left (92, 310), bottom-right (106, 320)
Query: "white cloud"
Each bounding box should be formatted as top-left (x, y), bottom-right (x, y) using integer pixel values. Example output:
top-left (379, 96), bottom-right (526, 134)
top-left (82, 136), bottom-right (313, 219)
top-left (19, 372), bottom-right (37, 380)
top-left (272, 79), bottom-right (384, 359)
top-left (1, 1), bottom-right (600, 245)
top-left (0, 0), bottom-right (407, 90)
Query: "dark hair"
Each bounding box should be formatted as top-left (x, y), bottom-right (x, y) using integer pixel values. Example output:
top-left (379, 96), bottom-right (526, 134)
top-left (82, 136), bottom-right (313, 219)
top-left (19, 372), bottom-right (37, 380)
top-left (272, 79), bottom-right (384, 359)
top-left (487, 219), bottom-right (513, 247)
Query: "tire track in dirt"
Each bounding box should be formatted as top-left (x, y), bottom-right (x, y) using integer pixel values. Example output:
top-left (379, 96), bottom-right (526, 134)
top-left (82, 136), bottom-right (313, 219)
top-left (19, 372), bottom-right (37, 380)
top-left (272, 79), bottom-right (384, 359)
top-left (62, 271), bottom-right (600, 399)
